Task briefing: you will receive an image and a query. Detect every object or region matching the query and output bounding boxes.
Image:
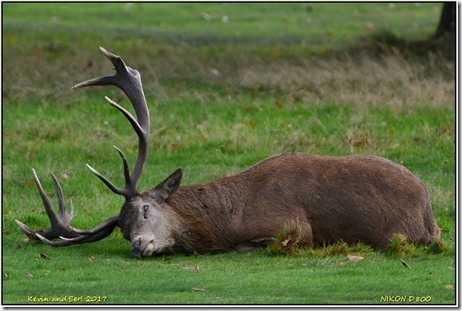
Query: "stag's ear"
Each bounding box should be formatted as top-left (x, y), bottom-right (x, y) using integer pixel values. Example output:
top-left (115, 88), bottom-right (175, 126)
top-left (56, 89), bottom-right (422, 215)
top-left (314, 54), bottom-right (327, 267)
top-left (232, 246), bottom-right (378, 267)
top-left (149, 168), bottom-right (182, 201)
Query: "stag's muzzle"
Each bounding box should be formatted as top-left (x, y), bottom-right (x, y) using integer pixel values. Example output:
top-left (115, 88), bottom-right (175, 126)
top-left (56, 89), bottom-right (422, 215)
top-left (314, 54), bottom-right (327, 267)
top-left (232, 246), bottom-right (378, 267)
top-left (131, 236), bottom-right (156, 258)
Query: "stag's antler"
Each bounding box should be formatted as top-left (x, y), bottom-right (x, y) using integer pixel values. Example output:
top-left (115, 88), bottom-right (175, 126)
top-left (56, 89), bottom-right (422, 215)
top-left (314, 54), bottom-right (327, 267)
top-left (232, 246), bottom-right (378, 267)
top-left (16, 47), bottom-right (149, 245)
top-left (73, 46), bottom-right (150, 198)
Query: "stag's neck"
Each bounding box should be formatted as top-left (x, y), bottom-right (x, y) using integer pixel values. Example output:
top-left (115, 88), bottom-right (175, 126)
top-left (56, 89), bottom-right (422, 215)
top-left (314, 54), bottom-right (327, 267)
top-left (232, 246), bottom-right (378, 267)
top-left (167, 177), bottom-right (250, 254)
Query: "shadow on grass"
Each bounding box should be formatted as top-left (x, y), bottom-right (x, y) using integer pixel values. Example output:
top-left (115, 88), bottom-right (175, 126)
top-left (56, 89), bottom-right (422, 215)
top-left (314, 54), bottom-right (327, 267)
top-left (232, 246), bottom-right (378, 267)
top-left (345, 29), bottom-right (454, 61)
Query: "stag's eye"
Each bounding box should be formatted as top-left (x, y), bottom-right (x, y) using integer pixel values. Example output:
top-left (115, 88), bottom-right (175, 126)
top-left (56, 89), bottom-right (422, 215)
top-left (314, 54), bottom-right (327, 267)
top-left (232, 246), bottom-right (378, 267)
top-left (143, 205), bottom-right (149, 219)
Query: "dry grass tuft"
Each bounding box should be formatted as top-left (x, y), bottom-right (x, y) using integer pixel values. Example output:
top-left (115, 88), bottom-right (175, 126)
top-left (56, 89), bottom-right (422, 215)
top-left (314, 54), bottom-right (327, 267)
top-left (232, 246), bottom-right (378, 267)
top-left (386, 234), bottom-right (415, 257)
top-left (267, 219), bottom-right (303, 256)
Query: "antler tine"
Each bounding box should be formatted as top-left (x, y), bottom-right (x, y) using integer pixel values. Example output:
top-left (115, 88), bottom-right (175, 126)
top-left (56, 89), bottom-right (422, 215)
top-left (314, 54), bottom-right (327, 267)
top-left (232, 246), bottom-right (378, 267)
top-left (86, 144), bottom-right (132, 196)
top-left (72, 47), bottom-right (150, 198)
top-left (50, 172), bottom-right (73, 225)
top-left (31, 169), bottom-right (61, 227)
top-left (113, 145), bottom-right (131, 189)
top-left (85, 164), bottom-right (130, 197)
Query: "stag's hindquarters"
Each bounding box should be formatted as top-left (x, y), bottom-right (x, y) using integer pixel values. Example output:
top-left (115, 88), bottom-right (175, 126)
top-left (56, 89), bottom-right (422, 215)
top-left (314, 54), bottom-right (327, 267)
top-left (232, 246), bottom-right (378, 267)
top-left (248, 153), bottom-right (440, 248)
top-left (227, 153), bottom-right (439, 249)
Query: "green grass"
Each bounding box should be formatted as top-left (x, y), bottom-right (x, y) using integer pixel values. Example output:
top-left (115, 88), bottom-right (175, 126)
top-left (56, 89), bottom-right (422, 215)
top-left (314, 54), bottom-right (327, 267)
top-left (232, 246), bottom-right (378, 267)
top-left (3, 247), bottom-right (455, 304)
top-left (2, 2), bottom-right (455, 306)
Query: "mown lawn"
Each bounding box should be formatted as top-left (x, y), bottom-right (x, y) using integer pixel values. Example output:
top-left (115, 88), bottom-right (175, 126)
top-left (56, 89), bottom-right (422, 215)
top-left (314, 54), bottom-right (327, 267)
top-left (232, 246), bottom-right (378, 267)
top-left (2, 2), bottom-right (456, 306)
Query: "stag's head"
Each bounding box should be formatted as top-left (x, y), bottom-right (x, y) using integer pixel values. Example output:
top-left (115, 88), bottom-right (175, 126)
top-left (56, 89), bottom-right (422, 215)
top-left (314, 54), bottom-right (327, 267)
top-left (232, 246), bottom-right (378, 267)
top-left (117, 169), bottom-right (183, 257)
top-left (16, 48), bottom-right (184, 257)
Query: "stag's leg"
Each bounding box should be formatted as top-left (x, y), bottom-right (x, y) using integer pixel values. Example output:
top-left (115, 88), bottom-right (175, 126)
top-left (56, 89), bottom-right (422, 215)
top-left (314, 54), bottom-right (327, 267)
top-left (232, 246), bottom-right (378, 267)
top-left (235, 237), bottom-right (276, 253)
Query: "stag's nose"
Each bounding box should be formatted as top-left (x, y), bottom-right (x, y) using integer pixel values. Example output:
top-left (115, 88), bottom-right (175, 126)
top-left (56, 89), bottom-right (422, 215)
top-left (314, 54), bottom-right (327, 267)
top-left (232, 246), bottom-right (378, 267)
top-left (131, 236), bottom-right (155, 258)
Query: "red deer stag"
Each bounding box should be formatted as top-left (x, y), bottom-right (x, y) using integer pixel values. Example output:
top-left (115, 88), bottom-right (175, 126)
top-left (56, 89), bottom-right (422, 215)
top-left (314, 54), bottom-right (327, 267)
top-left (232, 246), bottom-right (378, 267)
top-left (16, 47), bottom-right (441, 258)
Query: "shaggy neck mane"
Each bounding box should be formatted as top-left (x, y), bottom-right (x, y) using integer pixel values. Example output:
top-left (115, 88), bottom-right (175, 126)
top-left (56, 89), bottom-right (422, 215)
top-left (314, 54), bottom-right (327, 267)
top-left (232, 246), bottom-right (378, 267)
top-left (166, 176), bottom-right (250, 254)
